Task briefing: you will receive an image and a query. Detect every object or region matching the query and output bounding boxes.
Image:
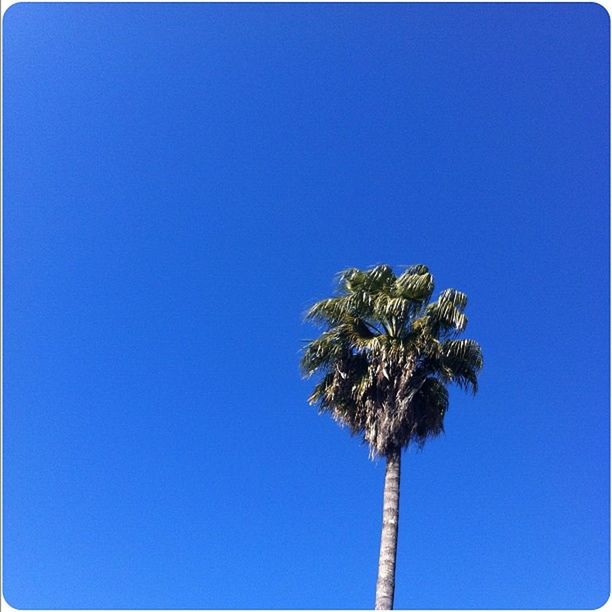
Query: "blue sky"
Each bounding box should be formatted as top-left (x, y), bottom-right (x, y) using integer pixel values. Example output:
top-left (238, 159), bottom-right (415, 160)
top-left (3, 2), bottom-right (609, 609)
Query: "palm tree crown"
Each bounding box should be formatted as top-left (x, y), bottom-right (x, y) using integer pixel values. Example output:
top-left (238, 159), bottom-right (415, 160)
top-left (301, 264), bottom-right (483, 458)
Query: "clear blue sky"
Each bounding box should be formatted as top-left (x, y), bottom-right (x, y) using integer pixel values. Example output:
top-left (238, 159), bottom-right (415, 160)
top-left (3, 3), bottom-right (609, 609)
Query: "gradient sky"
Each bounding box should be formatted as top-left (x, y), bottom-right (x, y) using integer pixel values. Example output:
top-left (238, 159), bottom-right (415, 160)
top-left (3, 3), bottom-right (610, 609)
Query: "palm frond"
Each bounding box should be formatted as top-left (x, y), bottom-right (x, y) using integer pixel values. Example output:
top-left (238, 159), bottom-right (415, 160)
top-left (393, 266), bottom-right (434, 303)
top-left (437, 338), bottom-right (483, 393)
top-left (305, 297), bottom-right (352, 326)
top-left (420, 288), bottom-right (468, 336)
top-left (339, 265), bottom-right (396, 295)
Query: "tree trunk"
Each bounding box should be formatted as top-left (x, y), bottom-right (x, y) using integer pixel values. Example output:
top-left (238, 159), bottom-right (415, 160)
top-left (374, 449), bottom-right (401, 610)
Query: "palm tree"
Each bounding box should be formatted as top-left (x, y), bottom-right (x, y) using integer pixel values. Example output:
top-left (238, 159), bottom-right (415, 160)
top-left (300, 264), bottom-right (483, 610)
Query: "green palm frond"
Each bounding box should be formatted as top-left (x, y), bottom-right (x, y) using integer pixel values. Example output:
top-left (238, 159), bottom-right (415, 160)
top-left (339, 264), bottom-right (395, 295)
top-left (300, 329), bottom-right (346, 376)
top-left (305, 297), bottom-right (351, 326)
top-left (437, 338), bottom-right (483, 393)
top-left (419, 288), bottom-right (468, 336)
top-left (393, 266), bottom-right (434, 303)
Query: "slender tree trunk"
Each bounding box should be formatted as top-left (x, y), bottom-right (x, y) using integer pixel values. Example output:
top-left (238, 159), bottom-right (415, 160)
top-left (374, 449), bottom-right (401, 610)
